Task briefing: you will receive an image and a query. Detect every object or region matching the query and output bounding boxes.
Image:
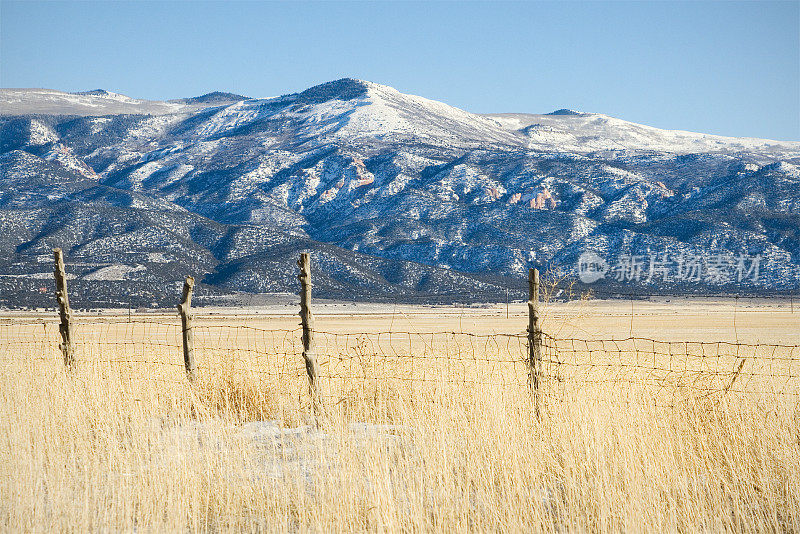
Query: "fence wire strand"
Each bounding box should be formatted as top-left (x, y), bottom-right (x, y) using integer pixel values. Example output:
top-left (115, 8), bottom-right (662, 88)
top-left (0, 318), bottom-right (798, 408)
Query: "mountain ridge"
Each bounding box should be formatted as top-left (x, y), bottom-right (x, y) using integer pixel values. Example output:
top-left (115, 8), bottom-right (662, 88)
top-left (4, 80), bottom-right (797, 148)
top-left (0, 79), bottom-right (798, 307)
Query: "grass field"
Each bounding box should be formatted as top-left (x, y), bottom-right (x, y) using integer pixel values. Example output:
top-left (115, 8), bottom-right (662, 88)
top-left (1, 298), bottom-right (798, 532)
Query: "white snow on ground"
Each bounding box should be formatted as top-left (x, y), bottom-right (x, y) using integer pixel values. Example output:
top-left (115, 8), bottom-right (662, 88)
top-left (0, 88), bottom-right (192, 116)
top-left (123, 114), bottom-right (185, 142)
top-left (28, 119), bottom-right (59, 145)
top-left (335, 82), bottom-right (522, 146)
top-left (135, 163), bottom-right (195, 190)
top-left (125, 161), bottom-right (163, 190)
top-left (192, 99), bottom-right (277, 138)
top-left (0, 88), bottom-right (241, 117)
top-left (179, 80), bottom-right (523, 148)
top-left (43, 143), bottom-right (99, 178)
top-left (486, 112), bottom-right (800, 158)
top-left (772, 161), bottom-right (800, 178)
top-left (146, 252), bottom-right (171, 263)
top-left (89, 117), bottom-right (113, 134)
top-left (82, 264), bottom-right (145, 281)
top-left (5, 82), bottom-right (797, 160)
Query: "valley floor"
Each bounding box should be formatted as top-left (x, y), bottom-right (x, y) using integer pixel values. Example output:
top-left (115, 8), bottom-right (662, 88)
top-left (0, 299), bottom-right (798, 531)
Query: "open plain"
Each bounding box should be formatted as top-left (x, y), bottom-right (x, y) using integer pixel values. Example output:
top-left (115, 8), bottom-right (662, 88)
top-left (0, 298), bottom-right (798, 532)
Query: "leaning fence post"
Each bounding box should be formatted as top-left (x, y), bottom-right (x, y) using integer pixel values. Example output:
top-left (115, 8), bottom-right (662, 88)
top-left (53, 248), bottom-right (75, 368)
top-left (178, 276), bottom-right (197, 381)
top-left (297, 253), bottom-right (322, 414)
top-left (528, 268), bottom-right (542, 413)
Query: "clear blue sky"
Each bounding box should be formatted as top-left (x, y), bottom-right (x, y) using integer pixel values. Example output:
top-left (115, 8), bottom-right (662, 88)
top-left (1, 0), bottom-right (798, 140)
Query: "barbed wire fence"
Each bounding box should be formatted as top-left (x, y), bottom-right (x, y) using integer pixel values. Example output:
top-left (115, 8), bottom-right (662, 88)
top-left (0, 251), bottom-right (798, 415)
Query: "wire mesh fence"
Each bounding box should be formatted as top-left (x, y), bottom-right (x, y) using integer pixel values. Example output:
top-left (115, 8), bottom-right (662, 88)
top-left (541, 335), bottom-right (800, 407)
top-left (2, 314), bottom-right (799, 412)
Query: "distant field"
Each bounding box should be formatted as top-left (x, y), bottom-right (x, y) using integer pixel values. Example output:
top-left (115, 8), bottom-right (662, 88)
top-left (1, 299), bottom-right (798, 531)
top-left (6, 295), bottom-right (796, 339)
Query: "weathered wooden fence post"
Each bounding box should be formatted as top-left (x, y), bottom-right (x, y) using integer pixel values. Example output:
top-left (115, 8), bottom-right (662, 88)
top-left (53, 248), bottom-right (75, 368)
top-left (297, 253), bottom-right (322, 414)
top-left (528, 268), bottom-right (542, 413)
top-left (178, 276), bottom-right (197, 381)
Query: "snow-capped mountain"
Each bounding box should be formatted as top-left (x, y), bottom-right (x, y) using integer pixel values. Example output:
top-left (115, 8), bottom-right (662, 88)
top-left (1, 79), bottom-right (798, 306)
top-left (488, 111), bottom-right (797, 159)
top-left (0, 88), bottom-right (247, 117)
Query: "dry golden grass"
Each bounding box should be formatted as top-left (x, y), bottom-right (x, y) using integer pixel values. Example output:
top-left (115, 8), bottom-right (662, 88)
top-left (1, 301), bottom-right (799, 532)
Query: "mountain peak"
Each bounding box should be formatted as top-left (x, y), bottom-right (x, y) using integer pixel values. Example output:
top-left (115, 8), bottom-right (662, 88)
top-left (172, 91), bottom-right (249, 105)
top-left (546, 108), bottom-right (585, 116)
top-left (74, 89), bottom-right (111, 96)
top-left (70, 89), bottom-right (141, 103)
top-left (296, 78), bottom-right (371, 104)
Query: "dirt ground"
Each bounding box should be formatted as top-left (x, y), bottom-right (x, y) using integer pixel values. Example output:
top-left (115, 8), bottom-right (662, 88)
top-left (2, 297), bottom-right (798, 343)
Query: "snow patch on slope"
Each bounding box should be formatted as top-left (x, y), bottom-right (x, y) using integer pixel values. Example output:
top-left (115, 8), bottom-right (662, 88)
top-left (28, 120), bottom-right (59, 145)
top-left (0, 88), bottom-right (190, 116)
top-left (83, 264), bottom-right (146, 281)
top-left (486, 112), bottom-right (800, 159)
